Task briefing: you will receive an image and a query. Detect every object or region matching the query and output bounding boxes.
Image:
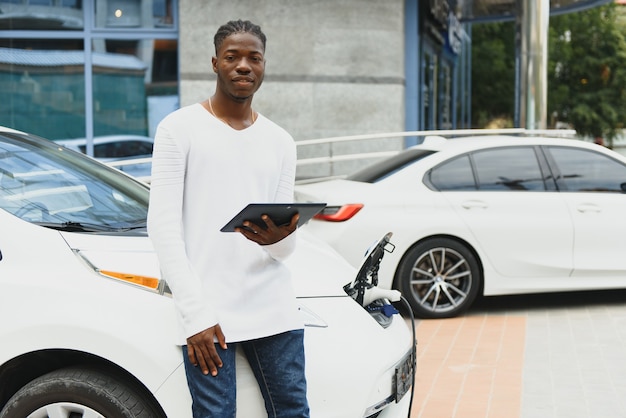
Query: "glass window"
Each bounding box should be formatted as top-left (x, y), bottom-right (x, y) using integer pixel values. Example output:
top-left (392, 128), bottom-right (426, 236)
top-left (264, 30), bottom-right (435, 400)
top-left (472, 147), bottom-right (546, 191)
top-left (347, 149), bottom-right (436, 183)
top-left (440, 62), bottom-right (452, 130)
top-left (94, 139), bottom-right (153, 158)
top-left (0, 0), bottom-right (178, 157)
top-left (0, 131), bottom-right (148, 227)
top-left (429, 155), bottom-right (475, 190)
top-left (0, 1), bottom-right (84, 30)
top-left (547, 146), bottom-right (626, 193)
top-left (0, 42), bottom-right (86, 140)
top-left (91, 37), bottom-right (178, 138)
top-left (95, 0), bottom-right (175, 29)
top-left (422, 48), bottom-right (438, 130)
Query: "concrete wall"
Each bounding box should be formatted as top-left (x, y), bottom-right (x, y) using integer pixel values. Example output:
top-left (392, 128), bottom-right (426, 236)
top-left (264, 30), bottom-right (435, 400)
top-left (179, 0), bottom-right (406, 177)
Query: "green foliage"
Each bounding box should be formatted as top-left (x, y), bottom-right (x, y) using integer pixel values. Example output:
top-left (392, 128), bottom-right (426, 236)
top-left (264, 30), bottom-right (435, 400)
top-left (470, 3), bottom-right (626, 141)
top-left (470, 21), bottom-right (516, 128)
top-left (549, 3), bottom-right (626, 142)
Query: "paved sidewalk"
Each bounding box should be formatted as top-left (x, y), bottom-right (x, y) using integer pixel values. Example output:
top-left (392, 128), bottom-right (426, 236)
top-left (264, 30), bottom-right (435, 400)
top-left (408, 289), bottom-right (626, 418)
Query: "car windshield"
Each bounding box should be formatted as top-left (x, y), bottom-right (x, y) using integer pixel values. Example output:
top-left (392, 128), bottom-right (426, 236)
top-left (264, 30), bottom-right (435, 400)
top-left (0, 131), bottom-right (149, 232)
top-left (346, 148), bottom-right (436, 183)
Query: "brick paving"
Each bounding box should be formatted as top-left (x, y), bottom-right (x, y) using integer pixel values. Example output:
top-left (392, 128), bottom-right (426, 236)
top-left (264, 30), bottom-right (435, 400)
top-left (407, 290), bottom-right (626, 418)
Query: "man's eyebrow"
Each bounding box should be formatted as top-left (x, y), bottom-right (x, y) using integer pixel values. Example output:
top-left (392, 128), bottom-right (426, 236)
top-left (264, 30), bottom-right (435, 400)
top-left (222, 48), bottom-right (264, 55)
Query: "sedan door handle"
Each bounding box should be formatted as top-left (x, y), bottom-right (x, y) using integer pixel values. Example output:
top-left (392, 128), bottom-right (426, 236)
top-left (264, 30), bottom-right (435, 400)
top-left (576, 203), bottom-right (601, 213)
top-left (461, 200), bottom-right (488, 209)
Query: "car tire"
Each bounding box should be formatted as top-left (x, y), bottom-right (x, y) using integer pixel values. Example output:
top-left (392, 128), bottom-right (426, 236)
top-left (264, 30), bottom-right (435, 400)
top-left (0, 367), bottom-right (162, 418)
top-left (397, 237), bottom-right (481, 319)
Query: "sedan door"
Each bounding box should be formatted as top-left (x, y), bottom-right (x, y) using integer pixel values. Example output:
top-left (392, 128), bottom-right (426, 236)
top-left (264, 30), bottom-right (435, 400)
top-left (429, 146), bottom-right (575, 281)
top-left (546, 146), bottom-right (626, 278)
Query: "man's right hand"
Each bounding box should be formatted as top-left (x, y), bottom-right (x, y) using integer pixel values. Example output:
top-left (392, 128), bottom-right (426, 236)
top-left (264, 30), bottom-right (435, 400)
top-left (186, 324), bottom-right (227, 376)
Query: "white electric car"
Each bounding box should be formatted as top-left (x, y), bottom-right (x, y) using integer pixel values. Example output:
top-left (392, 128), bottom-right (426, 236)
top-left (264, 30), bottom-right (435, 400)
top-left (0, 126), bottom-right (414, 418)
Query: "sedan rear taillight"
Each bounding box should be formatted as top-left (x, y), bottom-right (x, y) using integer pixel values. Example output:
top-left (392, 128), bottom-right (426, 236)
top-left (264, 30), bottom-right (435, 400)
top-left (313, 204), bottom-right (363, 222)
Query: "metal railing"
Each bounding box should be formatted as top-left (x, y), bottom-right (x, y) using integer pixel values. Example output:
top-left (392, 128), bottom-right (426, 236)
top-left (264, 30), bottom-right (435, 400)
top-left (105, 128), bottom-right (578, 183)
top-left (295, 128), bottom-right (576, 167)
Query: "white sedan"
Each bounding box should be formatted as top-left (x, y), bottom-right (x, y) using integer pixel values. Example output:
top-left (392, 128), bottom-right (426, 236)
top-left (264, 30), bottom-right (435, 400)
top-left (0, 126), bottom-right (414, 418)
top-left (295, 134), bottom-right (626, 319)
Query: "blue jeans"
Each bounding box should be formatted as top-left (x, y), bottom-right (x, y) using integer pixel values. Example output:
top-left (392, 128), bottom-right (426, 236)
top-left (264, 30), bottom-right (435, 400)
top-left (183, 329), bottom-right (310, 418)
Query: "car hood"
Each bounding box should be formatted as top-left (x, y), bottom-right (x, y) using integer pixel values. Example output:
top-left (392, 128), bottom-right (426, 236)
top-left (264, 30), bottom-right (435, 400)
top-left (59, 229), bottom-right (353, 298)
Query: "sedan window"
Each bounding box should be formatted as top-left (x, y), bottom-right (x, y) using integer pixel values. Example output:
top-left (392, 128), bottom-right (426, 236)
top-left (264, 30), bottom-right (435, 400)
top-left (429, 147), bottom-right (547, 192)
top-left (547, 146), bottom-right (626, 193)
top-left (428, 155), bottom-right (476, 190)
top-left (94, 140), bottom-right (154, 159)
top-left (472, 147), bottom-right (546, 191)
top-left (347, 149), bottom-right (436, 183)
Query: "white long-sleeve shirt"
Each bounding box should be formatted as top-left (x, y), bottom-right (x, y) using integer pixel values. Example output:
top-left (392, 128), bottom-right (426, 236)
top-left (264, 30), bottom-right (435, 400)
top-left (147, 103), bottom-right (302, 344)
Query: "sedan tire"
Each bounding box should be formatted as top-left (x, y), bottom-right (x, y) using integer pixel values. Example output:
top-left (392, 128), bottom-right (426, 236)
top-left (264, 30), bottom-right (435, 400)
top-left (0, 367), bottom-right (162, 418)
top-left (397, 237), bottom-right (481, 319)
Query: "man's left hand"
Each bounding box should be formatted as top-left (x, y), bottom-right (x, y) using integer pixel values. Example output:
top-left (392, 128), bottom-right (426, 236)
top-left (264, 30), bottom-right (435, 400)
top-left (235, 213), bottom-right (299, 245)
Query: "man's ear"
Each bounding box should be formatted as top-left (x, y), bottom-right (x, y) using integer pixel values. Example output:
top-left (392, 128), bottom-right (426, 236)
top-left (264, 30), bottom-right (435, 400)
top-left (211, 56), bottom-right (218, 73)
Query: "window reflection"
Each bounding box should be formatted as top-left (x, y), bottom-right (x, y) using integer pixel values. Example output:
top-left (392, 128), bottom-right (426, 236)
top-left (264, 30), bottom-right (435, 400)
top-left (548, 147), bottom-right (626, 193)
top-left (0, 1), bottom-right (176, 30)
top-left (0, 42), bottom-right (86, 139)
top-left (0, 37), bottom-right (178, 141)
top-left (0, 0), bottom-right (83, 30)
top-left (91, 38), bottom-right (178, 138)
top-left (430, 156), bottom-right (476, 191)
top-left (95, 0), bottom-right (175, 29)
top-left (0, 0), bottom-right (178, 153)
top-left (473, 147), bottom-right (546, 191)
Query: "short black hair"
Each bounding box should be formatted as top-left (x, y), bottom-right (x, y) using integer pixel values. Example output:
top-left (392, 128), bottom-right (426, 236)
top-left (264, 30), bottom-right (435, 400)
top-left (214, 20), bottom-right (267, 54)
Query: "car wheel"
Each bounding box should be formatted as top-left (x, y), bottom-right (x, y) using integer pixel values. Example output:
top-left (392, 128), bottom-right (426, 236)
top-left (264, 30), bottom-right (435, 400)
top-left (0, 367), bottom-right (162, 418)
top-left (397, 238), bottom-right (481, 319)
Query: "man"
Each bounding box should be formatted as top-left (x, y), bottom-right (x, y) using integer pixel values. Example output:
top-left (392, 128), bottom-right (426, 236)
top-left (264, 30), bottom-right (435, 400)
top-left (147, 19), bottom-right (309, 418)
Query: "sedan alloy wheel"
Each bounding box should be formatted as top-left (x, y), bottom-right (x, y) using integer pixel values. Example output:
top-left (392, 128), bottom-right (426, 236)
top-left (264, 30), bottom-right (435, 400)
top-left (397, 238), bottom-right (481, 319)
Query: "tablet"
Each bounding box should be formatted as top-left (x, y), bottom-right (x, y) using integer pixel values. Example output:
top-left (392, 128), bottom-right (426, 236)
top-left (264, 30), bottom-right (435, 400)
top-left (220, 203), bottom-right (327, 232)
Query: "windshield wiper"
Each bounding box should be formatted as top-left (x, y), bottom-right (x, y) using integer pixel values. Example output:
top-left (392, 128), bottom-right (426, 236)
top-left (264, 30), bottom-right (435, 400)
top-left (34, 221), bottom-right (129, 232)
top-left (122, 220), bottom-right (147, 230)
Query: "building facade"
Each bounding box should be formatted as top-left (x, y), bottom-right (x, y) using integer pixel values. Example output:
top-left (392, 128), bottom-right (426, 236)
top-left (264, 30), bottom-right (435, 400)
top-left (0, 0), bottom-right (178, 155)
top-left (0, 0), bottom-right (474, 177)
top-left (179, 0), bottom-right (471, 176)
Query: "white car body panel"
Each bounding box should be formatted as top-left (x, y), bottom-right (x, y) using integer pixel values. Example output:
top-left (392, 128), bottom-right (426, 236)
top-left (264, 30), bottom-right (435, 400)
top-left (0, 212), bottom-right (184, 396)
top-left (440, 190), bottom-right (574, 277)
top-left (567, 192), bottom-right (626, 276)
top-left (0, 207), bottom-right (413, 418)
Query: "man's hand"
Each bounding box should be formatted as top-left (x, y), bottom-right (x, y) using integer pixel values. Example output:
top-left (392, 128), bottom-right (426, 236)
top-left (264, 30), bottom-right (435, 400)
top-left (186, 324), bottom-right (227, 376)
top-left (236, 213), bottom-right (299, 245)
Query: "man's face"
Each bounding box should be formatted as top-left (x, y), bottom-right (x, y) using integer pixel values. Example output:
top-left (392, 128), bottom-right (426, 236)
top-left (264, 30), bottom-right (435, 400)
top-left (212, 32), bottom-right (265, 102)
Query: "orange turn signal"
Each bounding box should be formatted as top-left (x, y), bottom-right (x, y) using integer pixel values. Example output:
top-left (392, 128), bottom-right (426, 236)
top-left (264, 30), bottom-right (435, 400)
top-left (98, 270), bottom-right (160, 290)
